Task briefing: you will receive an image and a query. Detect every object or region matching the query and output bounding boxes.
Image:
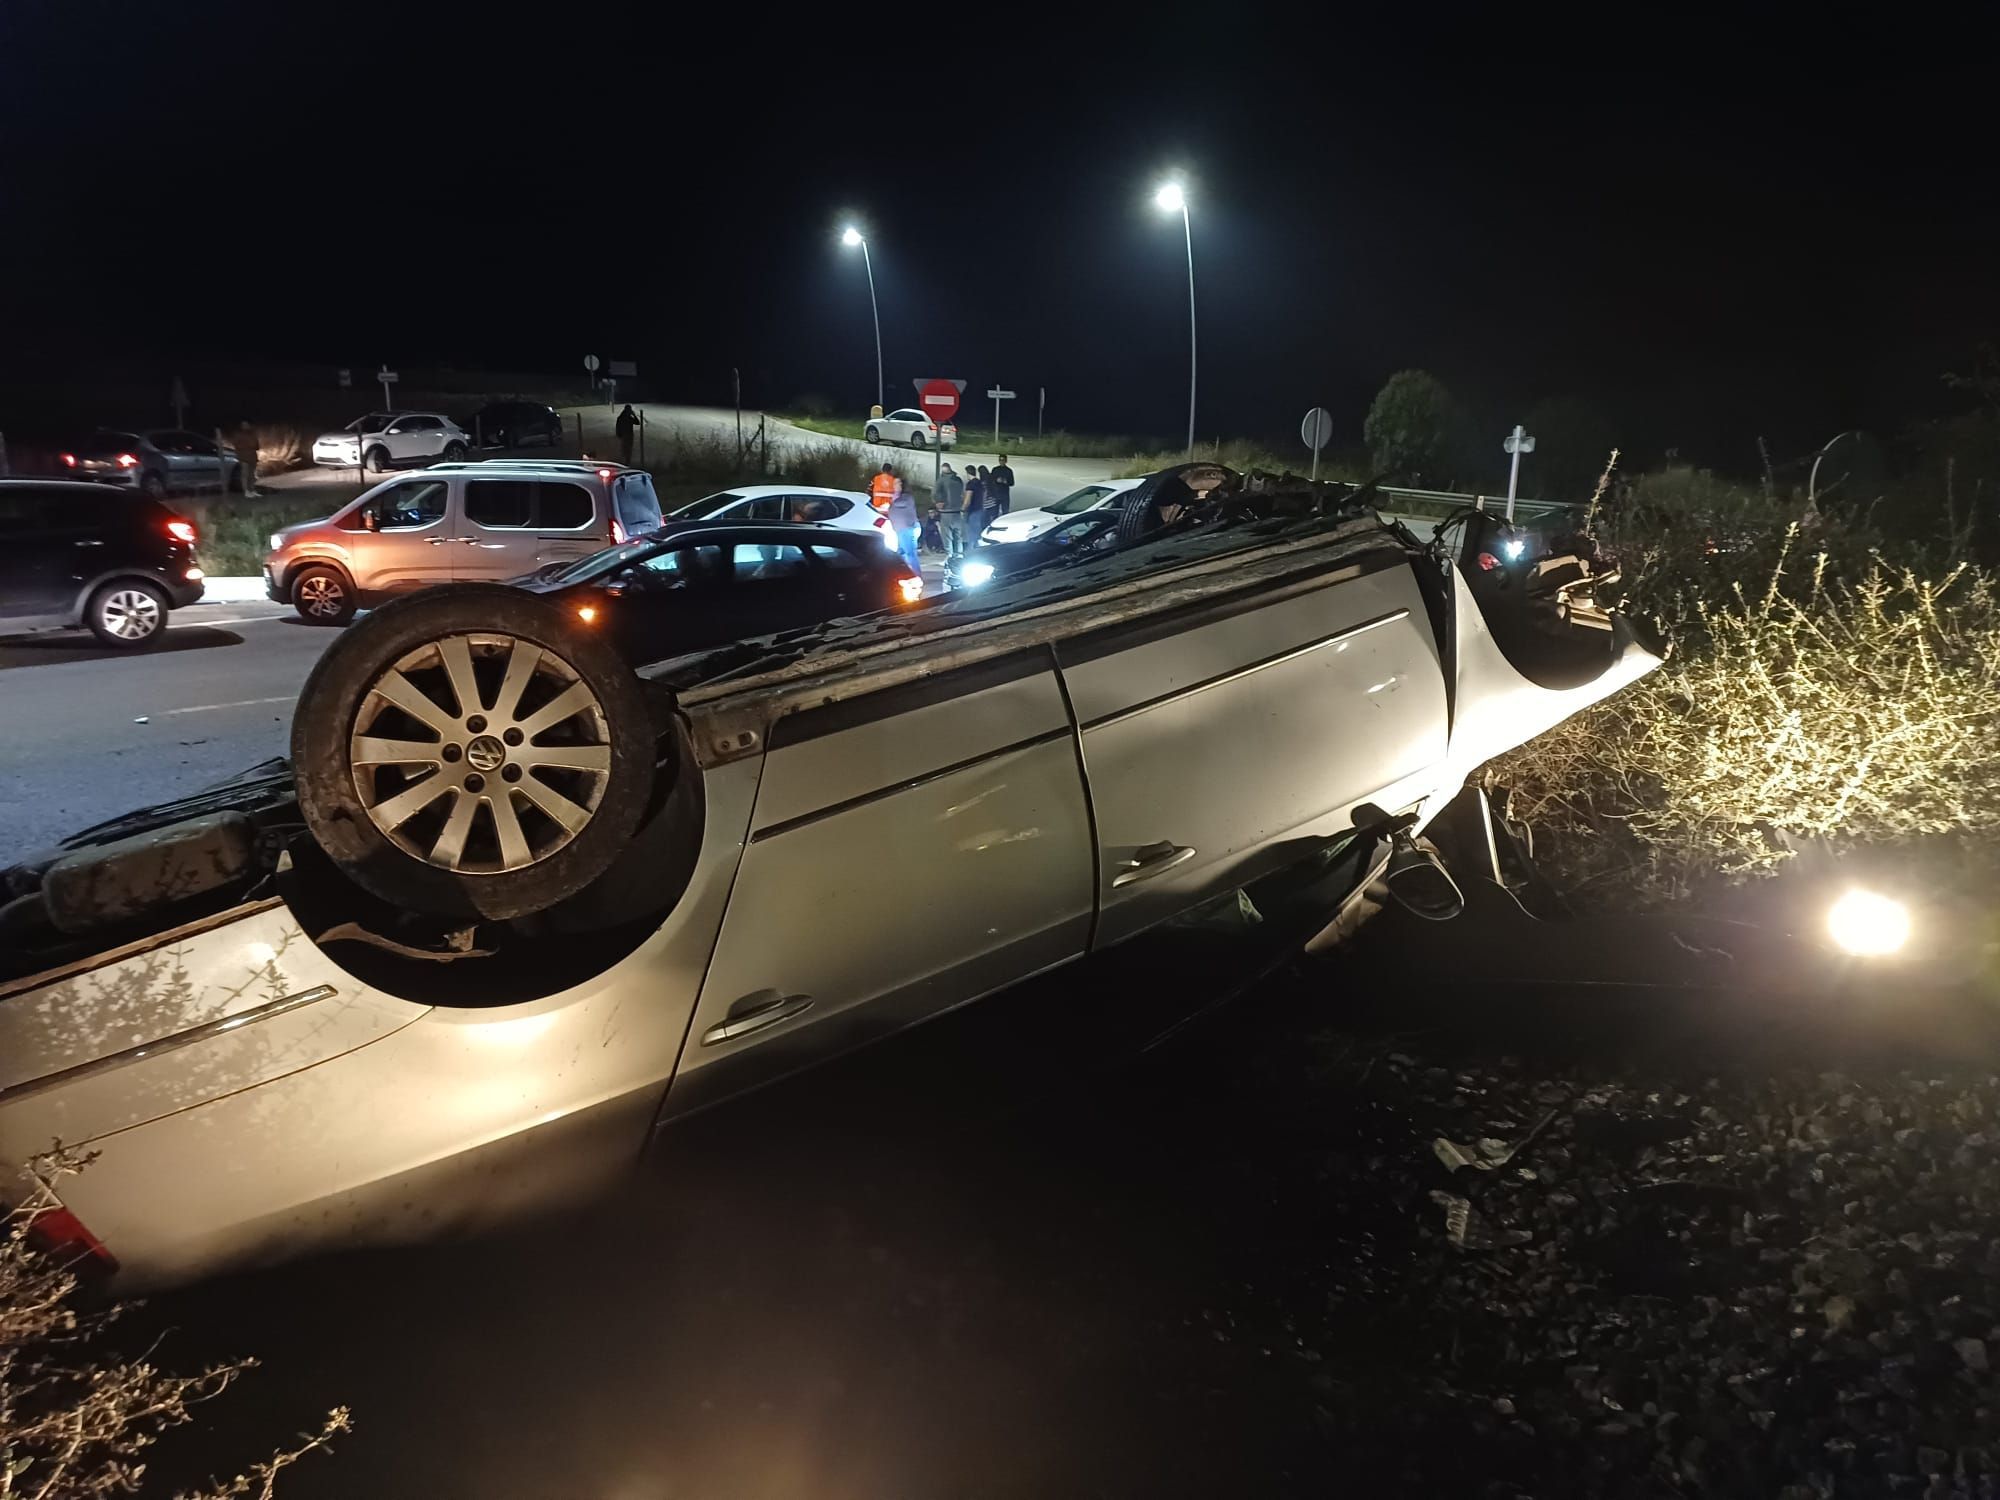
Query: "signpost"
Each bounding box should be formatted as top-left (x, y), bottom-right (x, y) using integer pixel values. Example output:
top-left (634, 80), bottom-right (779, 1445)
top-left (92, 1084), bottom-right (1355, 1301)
top-left (170, 375), bottom-right (190, 430)
top-left (376, 366), bottom-right (399, 408)
top-left (986, 387), bottom-right (1015, 448)
top-left (1039, 386), bottom-right (1046, 437)
top-left (1300, 405), bottom-right (1334, 482)
top-left (914, 378), bottom-right (966, 498)
top-left (1502, 424), bottom-right (1536, 520)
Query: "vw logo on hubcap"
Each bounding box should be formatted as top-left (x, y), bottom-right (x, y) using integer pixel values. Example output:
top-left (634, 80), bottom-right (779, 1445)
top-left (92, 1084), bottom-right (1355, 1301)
top-left (466, 735), bottom-right (506, 772)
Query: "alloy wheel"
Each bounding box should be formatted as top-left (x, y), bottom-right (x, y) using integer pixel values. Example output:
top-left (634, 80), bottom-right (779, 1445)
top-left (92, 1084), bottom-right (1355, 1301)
top-left (99, 588), bottom-right (162, 640)
top-left (348, 633), bottom-right (613, 873)
top-left (298, 574), bottom-right (347, 619)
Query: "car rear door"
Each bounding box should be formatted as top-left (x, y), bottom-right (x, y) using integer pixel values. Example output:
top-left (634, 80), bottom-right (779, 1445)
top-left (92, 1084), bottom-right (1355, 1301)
top-left (0, 487), bottom-right (85, 623)
top-left (667, 655), bottom-right (1095, 1116)
top-left (1057, 558), bottom-right (1451, 949)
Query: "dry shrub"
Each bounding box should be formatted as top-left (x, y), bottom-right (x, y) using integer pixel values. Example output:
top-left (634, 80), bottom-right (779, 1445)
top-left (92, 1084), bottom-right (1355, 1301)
top-left (240, 425), bottom-right (310, 473)
top-left (1495, 532), bottom-right (2000, 903)
top-left (2, 1149), bottom-right (347, 1497)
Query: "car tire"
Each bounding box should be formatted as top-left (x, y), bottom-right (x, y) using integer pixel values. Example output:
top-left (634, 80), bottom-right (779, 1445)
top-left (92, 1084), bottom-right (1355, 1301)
top-left (85, 579), bottom-right (169, 648)
top-left (443, 442), bottom-right (467, 461)
top-left (292, 583), bottom-right (659, 921)
top-left (864, 426), bottom-right (881, 444)
top-left (365, 445), bottom-right (391, 473)
top-left (292, 565), bottom-right (357, 626)
top-left (139, 472), bottom-right (166, 499)
top-left (908, 430), bottom-right (927, 450)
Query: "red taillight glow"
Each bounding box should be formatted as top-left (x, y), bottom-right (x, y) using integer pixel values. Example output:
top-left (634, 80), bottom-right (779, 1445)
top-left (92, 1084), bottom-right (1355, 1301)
top-left (166, 519), bottom-right (198, 543)
top-left (116, 453), bottom-right (139, 468)
top-left (610, 517), bottom-right (627, 545)
top-left (27, 1203), bottom-right (118, 1271)
top-left (597, 467), bottom-right (613, 480)
top-left (577, 605), bottom-right (599, 624)
top-left (60, 452), bottom-right (77, 467)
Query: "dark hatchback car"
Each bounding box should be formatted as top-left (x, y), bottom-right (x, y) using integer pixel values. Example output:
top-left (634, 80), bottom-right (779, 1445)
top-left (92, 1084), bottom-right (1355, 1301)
top-left (0, 480), bottom-right (205, 646)
top-left (468, 401), bottom-right (564, 450)
top-left (943, 510), bottom-right (1122, 592)
top-left (519, 520), bottom-right (922, 665)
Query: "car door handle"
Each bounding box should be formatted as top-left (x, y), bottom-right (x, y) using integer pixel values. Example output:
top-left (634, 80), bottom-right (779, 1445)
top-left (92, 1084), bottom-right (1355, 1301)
top-left (74, 539), bottom-right (105, 547)
top-left (701, 989), bottom-right (814, 1046)
top-left (1111, 841), bottom-right (1197, 888)
top-left (428, 536), bottom-right (452, 545)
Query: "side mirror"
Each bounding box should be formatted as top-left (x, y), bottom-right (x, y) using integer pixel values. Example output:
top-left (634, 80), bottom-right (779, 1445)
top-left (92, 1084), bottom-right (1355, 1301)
top-left (361, 510), bottom-right (380, 532)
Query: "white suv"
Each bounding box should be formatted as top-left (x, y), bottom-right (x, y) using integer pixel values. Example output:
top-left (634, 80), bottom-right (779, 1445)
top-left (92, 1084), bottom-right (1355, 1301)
top-left (312, 411), bottom-right (472, 472)
top-left (864, 408), bottom-right (958, 450)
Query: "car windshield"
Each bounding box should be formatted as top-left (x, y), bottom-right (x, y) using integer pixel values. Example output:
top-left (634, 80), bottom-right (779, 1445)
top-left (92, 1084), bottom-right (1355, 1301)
top-left (1043, 484), bottom-right (1114, 516)
top-left (344, 413), bottom-right (395, 434)
top-left (543, 537), bottom-right (657, 584)
top-left (669, 490), bottom-right (745, 520)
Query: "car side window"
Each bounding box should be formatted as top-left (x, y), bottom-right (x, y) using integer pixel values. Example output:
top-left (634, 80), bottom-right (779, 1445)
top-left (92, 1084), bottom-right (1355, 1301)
top-left (791, 495), bottom-right (842, 522)
top-left (536, 481), bottom-right (594, 529)
top-left (0, 493), bottom-right (46, 533)
top-left (367, 479), bottom-right (451, 530)
top-left (147, 432), bottom-right (186, 454)
top-left (632, 544), bottom-right (725, 588)
top-left (746, 497), bottom-right (786, 521)
top-left (465, 479), bottom-right (534, 528)
top-left (730, 543), bottom-right (812, 581)
top-left (808, 543), bottom-right (864, 571)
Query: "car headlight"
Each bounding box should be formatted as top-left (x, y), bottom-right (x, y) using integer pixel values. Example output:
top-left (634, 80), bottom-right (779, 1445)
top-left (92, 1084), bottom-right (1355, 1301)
top-left (269, 532), bottom-right (285, 552)
top-left (1826, 888), bottom-right (1911, 957)
top-left (961, 562), bottom-right (995, 588)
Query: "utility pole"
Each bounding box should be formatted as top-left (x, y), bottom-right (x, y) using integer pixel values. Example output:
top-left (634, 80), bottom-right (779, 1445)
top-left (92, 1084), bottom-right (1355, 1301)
top-left (1503, 424), bottom-right (1536, 521)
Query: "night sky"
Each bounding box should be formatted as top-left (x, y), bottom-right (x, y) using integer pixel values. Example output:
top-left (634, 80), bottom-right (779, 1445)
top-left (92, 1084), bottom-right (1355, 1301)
top-left (3, 2), bottom-right (1993, 469)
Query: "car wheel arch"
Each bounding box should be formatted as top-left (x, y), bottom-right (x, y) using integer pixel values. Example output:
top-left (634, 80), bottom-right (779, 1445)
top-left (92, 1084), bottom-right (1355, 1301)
top-left (67, 569), bottom-right (177, 626)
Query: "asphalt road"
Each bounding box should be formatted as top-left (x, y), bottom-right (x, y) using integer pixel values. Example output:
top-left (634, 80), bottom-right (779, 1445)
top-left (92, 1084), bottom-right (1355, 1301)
top-left (0, 601), bottom-right (330, 862)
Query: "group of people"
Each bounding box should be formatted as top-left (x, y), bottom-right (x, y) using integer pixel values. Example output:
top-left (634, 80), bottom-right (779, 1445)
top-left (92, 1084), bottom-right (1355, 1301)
top-left (870, 456), bottom-right (1016, 572)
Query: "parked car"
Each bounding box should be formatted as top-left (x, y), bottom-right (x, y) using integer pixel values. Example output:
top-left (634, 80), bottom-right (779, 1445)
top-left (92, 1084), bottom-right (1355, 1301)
top-left (311, 412), bottom-right (471, 472)
top-left (665, 485), bottom-right (891, 547)
top-left (519, 520), bottom-right (921, 666)
top-left (0, 463), bottom-right (1661, 1287)
top-left (0, 479), bottom-right (205, 647)
top-left (864, 408), bottom-right (958, 450)
top-left (946, 510), bottom-right (1122, 591)
top-left (979, 476), bottom-right (1142, 546)
top-left (265, 459), bottom-right (664, 625)
top-left (59, 430), bottom-right (241, 498)
top-left (468, 401), bottom-right (564, 450)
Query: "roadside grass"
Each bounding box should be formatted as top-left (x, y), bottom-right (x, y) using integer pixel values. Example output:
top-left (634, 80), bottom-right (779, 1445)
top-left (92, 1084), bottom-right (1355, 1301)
top-left (184, 495), bottom-right (329, 576)
top-left (643, 429), bottom-right (928, 505)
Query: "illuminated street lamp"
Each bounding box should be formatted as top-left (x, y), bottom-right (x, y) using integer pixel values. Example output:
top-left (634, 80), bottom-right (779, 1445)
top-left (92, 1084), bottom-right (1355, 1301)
top-left (1154, 181), bottom-right (1196, 459)
top-left (841, 225), bottom-right (883, 412)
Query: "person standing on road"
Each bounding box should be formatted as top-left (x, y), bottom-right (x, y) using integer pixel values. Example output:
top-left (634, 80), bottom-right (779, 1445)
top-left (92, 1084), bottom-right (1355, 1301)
top-left (615, 405), bottom-right (640, 465)
top-left (962, 466), bottom-right (989, 545)
top-left (988, 454), bottom-right (1016, 517)
top-left (886, 474), bottom-right (922, 575)
top-left (937, 461), bottom-right (966, 558)
top-left (234, 421), bottom-right (261, 497)
top-left (870, 461), bottom-right (897, 517)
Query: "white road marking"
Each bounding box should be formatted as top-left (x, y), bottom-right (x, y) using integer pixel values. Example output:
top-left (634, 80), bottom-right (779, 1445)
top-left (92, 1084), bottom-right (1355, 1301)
top-left (151, 694), bottom-right (298, 718)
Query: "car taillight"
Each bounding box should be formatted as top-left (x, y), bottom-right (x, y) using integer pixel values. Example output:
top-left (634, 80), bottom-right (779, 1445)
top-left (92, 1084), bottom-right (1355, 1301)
top-left (897, 575), bottom-right (924, 603)
top-left (609, 517), bottom-right (627, 545)
top-left (597, 467), bottom-right (613, 480)
top-left (116, 453), bottom-right (139, 468)
top-left (26, 1202), bottom-right (118, 1271)
top-left (60, 452), bottom-right (76, 467)
top-left (872, 514), bottom-right (887, 528)
top-left (166, 519), bottom-right (198, 544)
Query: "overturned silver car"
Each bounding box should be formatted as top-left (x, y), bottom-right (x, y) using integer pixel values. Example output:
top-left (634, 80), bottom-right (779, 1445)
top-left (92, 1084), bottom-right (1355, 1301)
top-left (0, 466), bottom-right (1660, 1285)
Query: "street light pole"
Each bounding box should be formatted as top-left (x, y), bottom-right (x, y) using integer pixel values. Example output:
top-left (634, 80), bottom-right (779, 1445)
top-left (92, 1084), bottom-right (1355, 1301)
top-left (843, 226), bottom-right (883, 412)
top-left (1155, 183), bottom-right (1196, 460)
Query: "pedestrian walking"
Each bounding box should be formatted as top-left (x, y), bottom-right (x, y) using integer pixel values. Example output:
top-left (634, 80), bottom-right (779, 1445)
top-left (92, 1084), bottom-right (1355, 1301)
top-left (886, 474), bottom-right (922, 575)
top-left (234, 421), bottom-right (261, 497)
top-left (963, 466), bottom-right (989, 544)
top-left (937, 461), bottom-right (966, 558)
top-left (989, 454), bottom-right (1016, 516)
top-left (614, 405), bottom-right (639, 465)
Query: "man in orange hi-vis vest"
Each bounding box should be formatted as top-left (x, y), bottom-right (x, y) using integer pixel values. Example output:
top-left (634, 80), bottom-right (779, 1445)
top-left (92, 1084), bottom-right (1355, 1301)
top-left (870, 462), bottom-right (897, 512)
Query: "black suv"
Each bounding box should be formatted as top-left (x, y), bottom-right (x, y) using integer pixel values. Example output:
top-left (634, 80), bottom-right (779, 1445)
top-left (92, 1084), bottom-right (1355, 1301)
top-left (468, 401), bottom-right (564, 450)
top-left (0, 480), bottom-right (205, 647)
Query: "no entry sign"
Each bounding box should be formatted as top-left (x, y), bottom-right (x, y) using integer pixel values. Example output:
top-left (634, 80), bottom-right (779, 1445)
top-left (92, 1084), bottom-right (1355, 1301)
top-left (917, 378), bottom-right (962, 424)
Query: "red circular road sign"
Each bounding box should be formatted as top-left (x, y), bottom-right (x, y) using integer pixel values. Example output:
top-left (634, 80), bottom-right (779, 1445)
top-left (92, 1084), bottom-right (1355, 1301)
top-left (917, 378), bottom-right (961, 425)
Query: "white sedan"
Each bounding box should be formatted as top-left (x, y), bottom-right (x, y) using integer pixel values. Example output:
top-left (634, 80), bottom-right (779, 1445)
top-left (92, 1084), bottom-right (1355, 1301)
top-left (665, 484), bottom-right (893, 548)
top-left (981, 477), bottom-right (1143, 546)
top-left (864, 408), bottom-right (957, 450)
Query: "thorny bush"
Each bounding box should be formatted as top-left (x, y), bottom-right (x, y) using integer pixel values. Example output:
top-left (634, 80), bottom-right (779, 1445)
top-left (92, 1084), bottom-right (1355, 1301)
top-left (1, 1149), bottom-right (347, 1499)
